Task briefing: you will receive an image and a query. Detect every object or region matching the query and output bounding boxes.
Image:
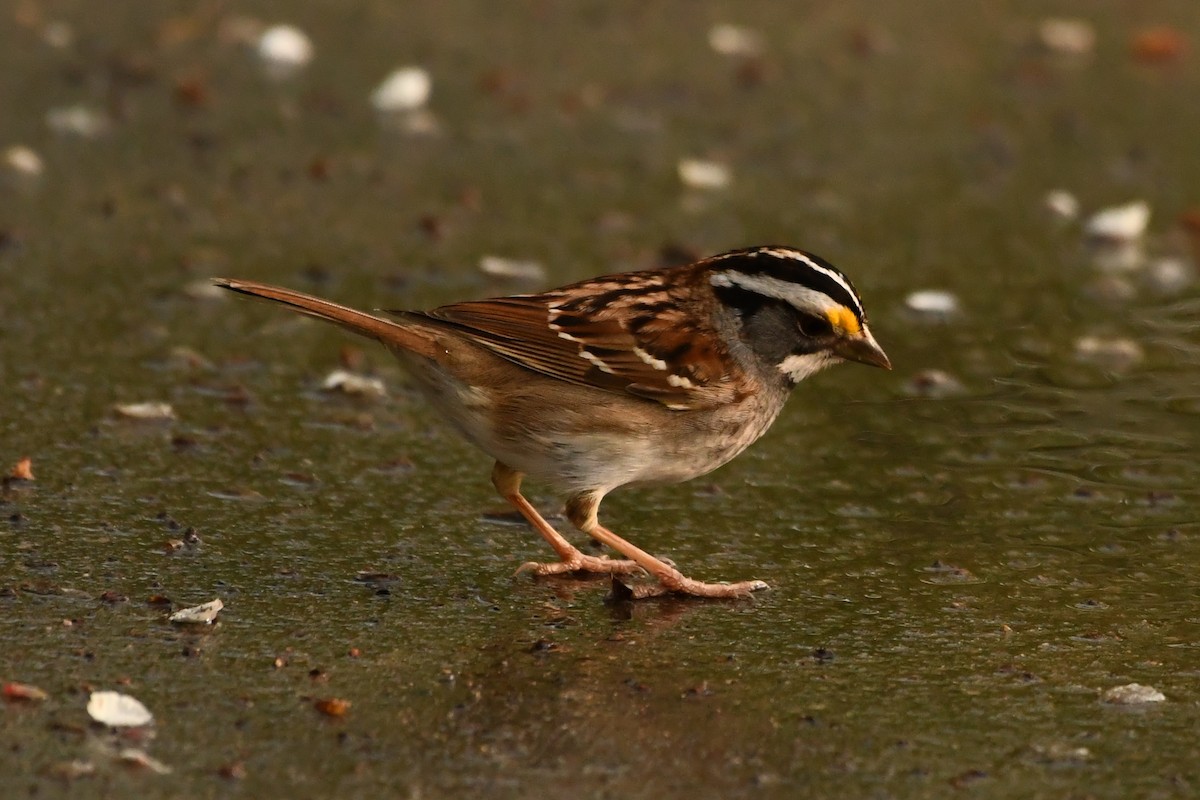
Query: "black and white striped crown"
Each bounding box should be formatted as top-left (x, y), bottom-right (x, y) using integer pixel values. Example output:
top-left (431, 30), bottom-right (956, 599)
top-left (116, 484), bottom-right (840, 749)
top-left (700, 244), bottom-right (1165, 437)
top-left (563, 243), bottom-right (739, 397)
top-left (706, 246), bottom-right (866, 327)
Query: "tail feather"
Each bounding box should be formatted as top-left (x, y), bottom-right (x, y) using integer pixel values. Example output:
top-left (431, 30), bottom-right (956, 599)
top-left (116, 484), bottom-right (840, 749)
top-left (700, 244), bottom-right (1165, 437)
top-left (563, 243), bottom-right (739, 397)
top-left (213, 278), bottom-right (436, 357)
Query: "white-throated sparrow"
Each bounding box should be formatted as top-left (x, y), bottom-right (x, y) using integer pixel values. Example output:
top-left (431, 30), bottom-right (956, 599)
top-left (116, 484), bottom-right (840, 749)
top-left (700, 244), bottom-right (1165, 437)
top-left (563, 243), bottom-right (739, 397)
top-left (216, 246), bottom-right (889, 599)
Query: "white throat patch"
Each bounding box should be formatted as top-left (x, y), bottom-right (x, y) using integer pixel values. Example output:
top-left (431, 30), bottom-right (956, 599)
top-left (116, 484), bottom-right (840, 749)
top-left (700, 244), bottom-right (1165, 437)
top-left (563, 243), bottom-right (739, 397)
top-left (777, 352), bottom-right (837, 383)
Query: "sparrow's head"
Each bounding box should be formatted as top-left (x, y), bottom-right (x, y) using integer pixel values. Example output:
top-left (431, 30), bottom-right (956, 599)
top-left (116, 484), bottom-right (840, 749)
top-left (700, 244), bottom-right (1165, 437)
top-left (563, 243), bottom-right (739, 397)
top-left (707, 246), bottom-right (890, 384)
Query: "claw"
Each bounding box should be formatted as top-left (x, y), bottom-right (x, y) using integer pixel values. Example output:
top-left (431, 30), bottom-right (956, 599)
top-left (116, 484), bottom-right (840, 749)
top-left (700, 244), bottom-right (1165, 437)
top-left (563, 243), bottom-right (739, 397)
top-left (616, 572), bottom-right (770, 600)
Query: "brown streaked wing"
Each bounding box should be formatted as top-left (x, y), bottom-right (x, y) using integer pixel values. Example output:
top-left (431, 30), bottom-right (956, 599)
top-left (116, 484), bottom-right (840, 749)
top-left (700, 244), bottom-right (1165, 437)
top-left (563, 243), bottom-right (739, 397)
top-left (393, 271), bottom-right (745, 410)
top-left (403, 296), bottom-right (624, 392)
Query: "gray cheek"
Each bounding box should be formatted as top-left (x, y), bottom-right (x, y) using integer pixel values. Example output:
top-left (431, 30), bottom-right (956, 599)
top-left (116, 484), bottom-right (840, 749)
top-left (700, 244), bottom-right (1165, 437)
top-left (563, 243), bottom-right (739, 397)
top-left (740, 304), bottom-right (804, 364)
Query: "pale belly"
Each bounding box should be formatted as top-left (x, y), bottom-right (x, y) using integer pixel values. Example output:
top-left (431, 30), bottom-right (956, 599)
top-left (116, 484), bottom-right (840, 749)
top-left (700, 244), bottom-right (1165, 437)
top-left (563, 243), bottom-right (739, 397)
top-left (394, 348), bottom-right (788, 495)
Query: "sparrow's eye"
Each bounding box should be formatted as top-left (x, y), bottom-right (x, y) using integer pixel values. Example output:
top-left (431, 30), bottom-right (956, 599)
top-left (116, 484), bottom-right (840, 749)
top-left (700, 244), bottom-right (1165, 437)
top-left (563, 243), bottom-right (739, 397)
top-left (797, 313), bottom-right (833, 338)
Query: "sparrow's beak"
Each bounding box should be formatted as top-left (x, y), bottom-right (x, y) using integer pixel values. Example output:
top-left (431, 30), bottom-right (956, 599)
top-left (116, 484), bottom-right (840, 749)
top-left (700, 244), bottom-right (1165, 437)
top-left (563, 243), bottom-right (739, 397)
top-left (835, 328), bottom-right (891, 370)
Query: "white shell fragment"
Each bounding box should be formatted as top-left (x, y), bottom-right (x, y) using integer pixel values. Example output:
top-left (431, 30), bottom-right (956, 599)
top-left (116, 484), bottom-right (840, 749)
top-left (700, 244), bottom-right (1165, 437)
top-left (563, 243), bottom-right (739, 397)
top-left (370, 67), bottom-right (432, 113)
top-left (87, 691), bottom-right (153, 727)
top-left (46, 105), bottom-right (111, 139)
top-left (708, 23), bottom-right (764, 57)
top-left (1085, 200), bottom-right (1150, 243)
top-left (904, 369), bottom-right (965, 398)
top-left (1038, 18), bottom-right (1096, 55)
top-left (183, 279), bottom-right (227, 300)
top-left (479, 255), bottom-right (546, 281)
top-left (257, 24), bottom-right (313, 79)
top-left (169, 598), bottom-right (224, 625)
top-left (321, 369), bottom-right (386, 398)
top-left (1087, 241), bottom-right (1144, 274)
top-left (42, 21), bottom-right (75, 49)
top-left (1043, 189), bottom-right (1079, 221)
top-left (678, 158), bottom-right (732, 190)
top-left (168, 346), bottom-right (215, 371)
top-left (1074, 335), bottom-right (1144, 369)
top-left (1083, 274), bottom-right (1136, 304)
top-left (1102, 683), bottom-right (1166, 705)
top-left (904, 290), bottom-right (960, 318)
top-left (1030, 743), bottom-right (1092, 763)
top-left (3, 145), bottom-right (44, 178)
top-left (1144, 257), bottom-right (1193, 294)
top-left (113, 402), bottom-right (177, 421)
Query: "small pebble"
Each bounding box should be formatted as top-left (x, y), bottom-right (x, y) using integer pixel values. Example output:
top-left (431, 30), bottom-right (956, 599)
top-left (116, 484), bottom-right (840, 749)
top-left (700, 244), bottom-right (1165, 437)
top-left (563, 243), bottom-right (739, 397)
top-left (42, 21), bottom-right (75, 49)
top-left (1086, 240), bottom-right (1145, 273)
top-left (1102, 683), bottom-right (1165, 705)
top-left (167, 346), bottom-right (214, 370)
top-left (257, 25), bottom-right (313, 80)
top-left (3, 681), bottom-right (48, 702)
top-left (1131, 26), bottom-right (1187, 64)
top-left (1038, 18), bottom-right (1096, 55)
top-left (3, 145), bottom-right (44, 178)
top-left (708, 23), bottom-right (764, 57)
top-left (1074, 335), bottom-right (1143, 369)
top-left (46, 105), bottom-right (111, 139)
top-left (678, 158), bottom-right (731, 190)
top-left (117, 748), bottom-right (172, 775)
top-left (47, 760), bottom-right (95, 781)
top-left (904, 369), bottom-right (965, 397)
top-left (1082, 274), bottom-right (1136, 304)
top-left (314, 697), bottom-right (351, 717)
top-left (8, 457), bottom-right (34, 481)
top-left (1085, 200), bottom-right (1150, 243)
top-left (1029, 743), bottom-right (1092, 763)
top-left (1043, 189), bottom-right (1078, 221)
top-left (183, 279), bottom-right (227, 300)
top-left (371, 67), bottom-right (432, 113)
top-left (1142, 257), bottom-right (1193, 295)
top-left (921, 560), bottom-right (976, 583)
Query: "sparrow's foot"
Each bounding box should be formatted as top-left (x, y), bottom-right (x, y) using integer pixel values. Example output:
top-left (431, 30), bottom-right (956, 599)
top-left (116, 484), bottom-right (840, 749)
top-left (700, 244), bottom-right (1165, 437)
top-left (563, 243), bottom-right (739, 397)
top-left (619, 569), bottom-right (769, 600)
top-left (515, 553), bottom-right (644, 577)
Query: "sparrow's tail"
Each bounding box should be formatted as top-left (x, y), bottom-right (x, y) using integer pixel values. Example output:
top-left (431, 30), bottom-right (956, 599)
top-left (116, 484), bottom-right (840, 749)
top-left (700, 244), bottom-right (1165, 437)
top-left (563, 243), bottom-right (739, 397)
top-left (213, 278), bottom-right (437, 357)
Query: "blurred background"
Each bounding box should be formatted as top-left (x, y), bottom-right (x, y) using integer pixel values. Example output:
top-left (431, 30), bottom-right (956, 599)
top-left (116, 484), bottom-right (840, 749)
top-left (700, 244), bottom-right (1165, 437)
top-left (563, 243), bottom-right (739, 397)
top-left (1, 1), bottom-right (1199, 797)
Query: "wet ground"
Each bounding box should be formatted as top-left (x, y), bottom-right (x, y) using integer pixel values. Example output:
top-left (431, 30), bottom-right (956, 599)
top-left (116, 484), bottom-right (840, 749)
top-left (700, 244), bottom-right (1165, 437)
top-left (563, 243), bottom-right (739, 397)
top-left (2, 1), bottom-right (1200, 797)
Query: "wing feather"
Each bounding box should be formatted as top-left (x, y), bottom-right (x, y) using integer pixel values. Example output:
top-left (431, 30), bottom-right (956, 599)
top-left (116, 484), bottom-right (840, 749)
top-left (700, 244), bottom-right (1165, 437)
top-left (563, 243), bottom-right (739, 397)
top-left (391, 268), bottom-right (747, 410)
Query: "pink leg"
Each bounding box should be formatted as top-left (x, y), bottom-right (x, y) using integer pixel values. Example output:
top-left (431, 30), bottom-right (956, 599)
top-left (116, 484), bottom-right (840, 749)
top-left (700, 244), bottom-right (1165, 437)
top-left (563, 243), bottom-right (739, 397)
top-left (565, 492), bottom-right (768, 599)
top-left (491, 463), bottom-right (641, 577)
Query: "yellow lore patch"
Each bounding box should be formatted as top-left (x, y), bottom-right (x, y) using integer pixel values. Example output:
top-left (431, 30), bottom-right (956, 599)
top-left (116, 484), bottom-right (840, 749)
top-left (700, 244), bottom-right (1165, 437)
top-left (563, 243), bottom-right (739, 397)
top-left (825, 305), bottom-right (861, 334)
